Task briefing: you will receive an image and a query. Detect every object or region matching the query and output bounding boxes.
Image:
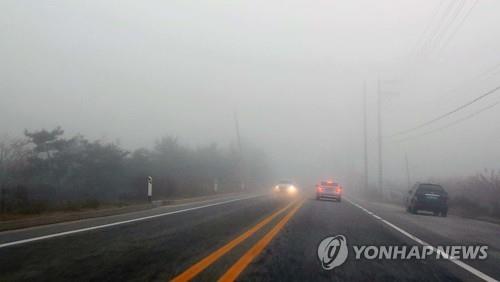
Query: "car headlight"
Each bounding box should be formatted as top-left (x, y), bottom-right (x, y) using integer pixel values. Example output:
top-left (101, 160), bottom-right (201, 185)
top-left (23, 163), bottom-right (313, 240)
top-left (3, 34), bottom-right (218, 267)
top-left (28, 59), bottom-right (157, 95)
top-left (287, 185), bottom-right (297, 194)
top-left (274, 185), bottom-right (280, 191)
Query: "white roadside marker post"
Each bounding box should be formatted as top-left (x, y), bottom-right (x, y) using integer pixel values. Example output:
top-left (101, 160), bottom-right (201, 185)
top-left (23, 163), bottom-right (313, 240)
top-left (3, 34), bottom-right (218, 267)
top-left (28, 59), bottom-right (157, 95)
top-left (214, 178), bottom-right (219, 193)
top-left (147, 176), bottom-right (153, 203)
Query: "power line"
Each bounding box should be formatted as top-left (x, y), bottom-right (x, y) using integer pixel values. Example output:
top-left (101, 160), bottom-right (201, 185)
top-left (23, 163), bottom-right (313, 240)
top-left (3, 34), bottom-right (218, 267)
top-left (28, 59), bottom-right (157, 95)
top-left (411, 0), bottom-right (445, 56)
top-left (390, 84), bottom-right (500, 137)
top-left (430, 0), bottom-right (466, 50)
top-left (466, 62), bottom-right (500, 83)
top-left (438, 0), bottom-right (478, 52)
top-left (419, 0), bottom-right (457, 55)
top-left (395, 101), bottom-right (500, 143)
top-left (423, 61), bottom-right (500, 108)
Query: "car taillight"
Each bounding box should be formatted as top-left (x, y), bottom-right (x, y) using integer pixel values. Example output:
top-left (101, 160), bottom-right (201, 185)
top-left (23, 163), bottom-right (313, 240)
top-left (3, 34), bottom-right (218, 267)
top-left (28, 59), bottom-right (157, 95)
top-left (336, 187), bottom-right (341, 193)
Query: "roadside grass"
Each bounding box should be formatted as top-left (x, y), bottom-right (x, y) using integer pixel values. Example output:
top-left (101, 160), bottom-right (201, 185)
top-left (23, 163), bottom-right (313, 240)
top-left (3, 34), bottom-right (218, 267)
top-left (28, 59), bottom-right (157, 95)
top-left (0, 200), bottom-right (132, 221)
top-left (0, 191), bottom-right (245, 231)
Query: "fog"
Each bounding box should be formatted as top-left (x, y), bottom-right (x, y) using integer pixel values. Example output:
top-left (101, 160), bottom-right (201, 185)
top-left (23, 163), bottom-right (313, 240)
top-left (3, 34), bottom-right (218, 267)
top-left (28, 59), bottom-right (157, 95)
top-left (2, 0), bottom-right (500, 189)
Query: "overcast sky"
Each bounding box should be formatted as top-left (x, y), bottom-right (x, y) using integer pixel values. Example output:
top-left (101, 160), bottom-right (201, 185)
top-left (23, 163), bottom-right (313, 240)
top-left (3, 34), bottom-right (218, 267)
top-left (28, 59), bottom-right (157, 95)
top-left (2, 0), bottom-right (500, 186)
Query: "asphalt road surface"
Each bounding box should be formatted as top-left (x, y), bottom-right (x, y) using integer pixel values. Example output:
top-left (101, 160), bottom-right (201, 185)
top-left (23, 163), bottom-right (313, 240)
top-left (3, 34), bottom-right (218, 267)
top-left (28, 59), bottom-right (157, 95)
top-left (1, 192), bottom-right (499, 281)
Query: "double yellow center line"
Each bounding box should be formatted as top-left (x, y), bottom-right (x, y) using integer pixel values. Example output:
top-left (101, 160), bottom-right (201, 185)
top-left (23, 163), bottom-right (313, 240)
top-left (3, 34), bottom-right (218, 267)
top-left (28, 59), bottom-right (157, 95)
top-left (172, 199), bottom-right (305, 282)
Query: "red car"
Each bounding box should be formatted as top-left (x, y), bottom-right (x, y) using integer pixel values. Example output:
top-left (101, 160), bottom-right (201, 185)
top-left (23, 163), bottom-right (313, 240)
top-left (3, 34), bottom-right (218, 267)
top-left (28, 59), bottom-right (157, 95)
top-left (316, 180), bottom-right (342, 202)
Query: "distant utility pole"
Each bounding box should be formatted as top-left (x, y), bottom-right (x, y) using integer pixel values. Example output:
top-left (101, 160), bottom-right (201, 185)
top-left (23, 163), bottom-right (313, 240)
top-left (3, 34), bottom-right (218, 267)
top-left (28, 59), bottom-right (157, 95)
top-left (405, 153), bottom-right (411, 190)
top-left (234, 112), bottom-right (245, 190)
top-left (363, 81), bottom-right (369, 192)
top-left (377, 79), bottom-right (384, 197)
top-left (234, 112), bottom-right (242, 154)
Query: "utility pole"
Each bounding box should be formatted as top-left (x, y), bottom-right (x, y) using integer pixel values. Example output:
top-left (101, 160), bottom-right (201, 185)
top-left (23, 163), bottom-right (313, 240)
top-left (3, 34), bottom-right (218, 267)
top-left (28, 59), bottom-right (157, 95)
top-left (363, 81), bottom-right (369, 192)
top-left (377, 78), bottom-right (384, 197)
top-left (234, 112), bottom-right (245, 190)
top-left (405, 153), bottom-right (411, 190)
top-left (234, 112), bottom-right (242, 155)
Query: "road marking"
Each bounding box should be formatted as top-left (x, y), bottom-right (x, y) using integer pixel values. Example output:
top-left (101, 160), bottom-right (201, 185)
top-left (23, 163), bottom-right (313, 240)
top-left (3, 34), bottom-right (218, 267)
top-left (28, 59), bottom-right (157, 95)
top-left (345, 198), bottom-right (498, 282)
top-left (0, 194), bottom-right (264, 249)
top-left (0, 194), bottom-right (262, 235)
top-left (171, 200), bottom-right (296, 282)
top-left (218, 199), bottom-right (305, 282)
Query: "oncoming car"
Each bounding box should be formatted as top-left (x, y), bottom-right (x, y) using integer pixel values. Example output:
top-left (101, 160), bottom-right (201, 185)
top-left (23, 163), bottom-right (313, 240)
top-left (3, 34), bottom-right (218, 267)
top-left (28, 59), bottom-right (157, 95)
top-left (406, 183), bottom-right (448, 217)
top-left (316, 180), bottom-right (342, 202)
top-left (273, 180), bottom-right (298, 195)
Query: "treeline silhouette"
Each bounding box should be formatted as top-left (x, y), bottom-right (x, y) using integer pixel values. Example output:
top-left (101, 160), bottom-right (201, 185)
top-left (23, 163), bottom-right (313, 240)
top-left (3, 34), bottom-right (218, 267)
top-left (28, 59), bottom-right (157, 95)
top-left (0, 127), bottom-right (271, 214)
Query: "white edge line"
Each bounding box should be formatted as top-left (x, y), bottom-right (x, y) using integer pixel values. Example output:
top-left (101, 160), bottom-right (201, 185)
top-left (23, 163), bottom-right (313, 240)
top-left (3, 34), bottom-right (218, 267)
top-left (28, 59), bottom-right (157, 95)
top-left (345, 197), bottom-right (498, 282)
top-left (0, 193), bottom-right (259, 235)
top-left (0, 194), bottom-right (264, 249)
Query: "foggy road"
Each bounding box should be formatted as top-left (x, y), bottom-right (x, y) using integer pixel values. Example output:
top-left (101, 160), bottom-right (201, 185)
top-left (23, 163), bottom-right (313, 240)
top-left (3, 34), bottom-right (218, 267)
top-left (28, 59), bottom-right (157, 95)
top-left (1, 192), bottom-right (499, 282)
top-left (3, 1), bottom-right (500, 281)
